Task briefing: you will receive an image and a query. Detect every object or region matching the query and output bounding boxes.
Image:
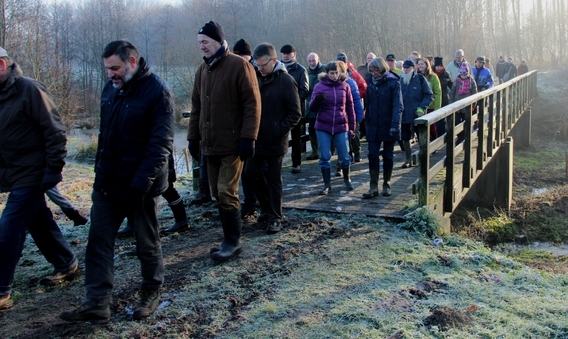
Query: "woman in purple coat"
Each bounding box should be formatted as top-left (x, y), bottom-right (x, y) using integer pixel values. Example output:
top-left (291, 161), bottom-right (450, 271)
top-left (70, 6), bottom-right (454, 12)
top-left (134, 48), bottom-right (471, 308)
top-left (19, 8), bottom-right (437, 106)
top-left (309, 61), bottom-right (356, 195)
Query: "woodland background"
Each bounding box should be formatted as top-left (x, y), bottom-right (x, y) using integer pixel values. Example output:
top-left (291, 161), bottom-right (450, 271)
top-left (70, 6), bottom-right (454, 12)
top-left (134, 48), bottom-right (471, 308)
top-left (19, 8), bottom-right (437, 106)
top-left (0, 0), bottom-right (565, 125)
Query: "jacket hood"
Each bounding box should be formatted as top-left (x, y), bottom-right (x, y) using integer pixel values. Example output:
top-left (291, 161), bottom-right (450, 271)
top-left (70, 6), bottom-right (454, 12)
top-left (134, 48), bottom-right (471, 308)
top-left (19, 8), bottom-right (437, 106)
top-left (1, 63), bottom-right (23, 92)
top-left (119, 57), bottom-right (151, 93)
top-left (317, 72), bottom-right (347, 84)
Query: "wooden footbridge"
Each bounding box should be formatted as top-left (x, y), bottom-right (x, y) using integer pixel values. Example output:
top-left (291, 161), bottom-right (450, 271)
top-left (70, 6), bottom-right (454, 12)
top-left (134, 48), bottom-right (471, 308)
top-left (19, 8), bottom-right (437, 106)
top-left (279, 71), bottom-right (538, 232)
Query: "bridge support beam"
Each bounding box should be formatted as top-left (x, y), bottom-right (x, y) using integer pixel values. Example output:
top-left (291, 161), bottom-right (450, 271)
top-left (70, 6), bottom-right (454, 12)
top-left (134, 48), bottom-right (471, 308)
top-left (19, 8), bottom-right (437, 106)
top-left (461, 137), bottom-right (513, 211)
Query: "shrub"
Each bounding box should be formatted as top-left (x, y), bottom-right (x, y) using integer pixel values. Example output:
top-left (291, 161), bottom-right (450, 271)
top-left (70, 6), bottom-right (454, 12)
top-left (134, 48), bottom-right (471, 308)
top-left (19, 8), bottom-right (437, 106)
top-left (399, 206), bottom-right (442, 238)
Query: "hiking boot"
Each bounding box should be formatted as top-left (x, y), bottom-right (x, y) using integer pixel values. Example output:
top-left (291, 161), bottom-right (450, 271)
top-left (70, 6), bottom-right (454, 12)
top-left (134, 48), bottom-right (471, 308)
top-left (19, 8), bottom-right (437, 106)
top-left (116, 222), bottom-right (133, 238)
top-left (267, 221), bottom-right (282, 234)
top-left (39, 261), bottom-right (80, 286)
top-left (291, 165), bottom-right (301, 174)
top-left (133, 288), bottom-right (161, 320)
top-left (0, 295), bottom-right (13, 310)
top-left (59, 302), bottom-right (110, 322)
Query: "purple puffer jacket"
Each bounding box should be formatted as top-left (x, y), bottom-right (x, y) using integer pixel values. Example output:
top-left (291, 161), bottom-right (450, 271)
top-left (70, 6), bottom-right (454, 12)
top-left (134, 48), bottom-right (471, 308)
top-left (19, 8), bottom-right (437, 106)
top-left (309, 74), bottom-right (355, 135)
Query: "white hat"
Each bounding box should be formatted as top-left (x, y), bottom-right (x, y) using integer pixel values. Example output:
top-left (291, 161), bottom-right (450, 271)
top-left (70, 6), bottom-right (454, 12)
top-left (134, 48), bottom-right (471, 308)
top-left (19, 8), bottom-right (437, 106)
top-left (0, 47), bottom-right (8, 57)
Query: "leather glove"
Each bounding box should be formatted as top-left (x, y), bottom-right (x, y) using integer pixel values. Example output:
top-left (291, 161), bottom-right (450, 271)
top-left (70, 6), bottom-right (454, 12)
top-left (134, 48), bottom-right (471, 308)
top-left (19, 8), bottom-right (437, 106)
top-left (390, 127), bottom-right (400, 137)
top-left (315, 93), bottom-right (326, 102)
top-left (348, 130), bottom-right (356, 139)
top-left (126, 187), bottom-right (146, 211)
top-left (188, 140), bottom-right (200, 160)
top-left (40, 168), bottom-right (62, 192)
top-left (415, 107), bottom-right (425, 117)
top-left (239, 138), bottom-right (255, 161)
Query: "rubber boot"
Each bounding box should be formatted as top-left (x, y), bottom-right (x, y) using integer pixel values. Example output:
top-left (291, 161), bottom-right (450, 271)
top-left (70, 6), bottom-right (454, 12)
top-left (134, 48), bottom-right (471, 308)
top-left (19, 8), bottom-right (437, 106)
top-left (335, 162), bottom-right (342, 177)
top-left (61, 207), bottom-right (88, 226)
top-left (402, 140), bottom-right (412, 168)
top-left (362, 169), bottom-right (380, 198)
top-left (319, 168), bottom-right (331, 195)
top-left (382, 167), bottom-right (393, 196)
top-left (211, 209), bottom-right (242, 262)
top-left (306, 137), bottom-right (319, 160)
top-left (342, 167), bottom-right (354, 191)
top-left (162, 199), bottom-right (190, 234)
top-left (117, 220), bottom-right (133, 238)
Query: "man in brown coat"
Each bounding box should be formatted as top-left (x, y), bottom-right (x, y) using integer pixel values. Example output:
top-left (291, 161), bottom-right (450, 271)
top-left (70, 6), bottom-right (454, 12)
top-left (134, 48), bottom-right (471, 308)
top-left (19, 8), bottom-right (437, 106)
top-left (188, 21), bottom-right (261, 262)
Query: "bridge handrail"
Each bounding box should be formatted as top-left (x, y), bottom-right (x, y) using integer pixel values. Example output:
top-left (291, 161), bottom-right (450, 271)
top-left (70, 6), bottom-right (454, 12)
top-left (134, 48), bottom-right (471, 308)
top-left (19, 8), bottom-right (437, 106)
top-left (412, 70), bottom-right (537, 212)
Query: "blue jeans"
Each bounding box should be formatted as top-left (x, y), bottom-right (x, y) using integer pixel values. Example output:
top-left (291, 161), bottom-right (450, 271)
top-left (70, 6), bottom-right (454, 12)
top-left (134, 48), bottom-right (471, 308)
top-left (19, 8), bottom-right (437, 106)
top-left (316, 130), bottom-right (350, 169)
top-left (0, 187), bottom-right (77, 296)
top-left (85, 190), bottom-right (163, 305)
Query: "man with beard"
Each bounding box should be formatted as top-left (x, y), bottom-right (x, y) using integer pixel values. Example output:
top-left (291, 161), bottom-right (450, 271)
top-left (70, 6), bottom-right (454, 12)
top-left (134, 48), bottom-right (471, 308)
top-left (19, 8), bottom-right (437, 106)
top-left (280, 44), bottom-right (308, 174)
top-left (305, 52), bottom-right (326, 160)
top-left (60, 40), bottom-right (175, 322)
top-left (246, 43), bottom-right (301, 234)
top-left (188, 22), bottom-right (261, 261)
top-left (399, 59), bottom-right (433, 168)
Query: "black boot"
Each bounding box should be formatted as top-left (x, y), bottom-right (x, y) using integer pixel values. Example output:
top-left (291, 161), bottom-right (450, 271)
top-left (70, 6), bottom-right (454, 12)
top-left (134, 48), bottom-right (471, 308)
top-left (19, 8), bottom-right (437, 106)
top-left (162, 199), bottom-right (190, 234)
top-left (362, 169), bottom-right (380, 198)
top-left (62, 207), bottom-right (88, 226)
top-left (211, 209), bottom-right (242, 262)
top-left (382, 167), bottom-right (393, 196)
top-left (342, 167), bottom-right (354, 191)
top-left (117, 220), bottom-right (134, 238)
top-left (319, 168), bottom-right (332, 195)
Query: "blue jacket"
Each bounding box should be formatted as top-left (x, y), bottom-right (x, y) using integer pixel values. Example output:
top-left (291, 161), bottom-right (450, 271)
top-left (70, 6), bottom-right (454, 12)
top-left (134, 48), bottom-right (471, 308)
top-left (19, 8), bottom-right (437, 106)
top-left (472, 66), bottom-right (494, 91)
top-left (400, 72), bottom-right (433, 124)
top-left (365, 72), bottom-right (403, 142)
top-left (346, 77), bottom-right (363, 122)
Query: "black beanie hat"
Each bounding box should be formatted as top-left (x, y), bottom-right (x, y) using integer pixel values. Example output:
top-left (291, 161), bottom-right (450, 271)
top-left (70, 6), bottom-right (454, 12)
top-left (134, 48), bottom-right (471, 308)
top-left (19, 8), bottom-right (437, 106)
top-left (434, 56), bottom-right (443, 67)
top-left (198, 21), bottom-right (224, 43)
top-left (233, 39), bottom-right (252, 56)
top-left (280, 44), bottom-right (296, 54)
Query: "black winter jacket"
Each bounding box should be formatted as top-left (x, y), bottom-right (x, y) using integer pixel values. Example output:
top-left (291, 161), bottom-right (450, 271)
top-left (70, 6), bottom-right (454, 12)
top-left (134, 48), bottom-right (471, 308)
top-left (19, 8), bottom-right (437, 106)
top-left (255, 61), bottom-right (302, 156)
top-left (94, 57), bottom-right (175, 199)
top-left (0, 64), bottom-right (66, 192)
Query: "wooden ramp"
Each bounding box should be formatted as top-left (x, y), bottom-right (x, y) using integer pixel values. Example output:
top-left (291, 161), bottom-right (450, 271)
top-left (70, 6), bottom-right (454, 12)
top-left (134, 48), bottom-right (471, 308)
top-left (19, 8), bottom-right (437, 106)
top-left (280, 141), bottom-right (421, 220)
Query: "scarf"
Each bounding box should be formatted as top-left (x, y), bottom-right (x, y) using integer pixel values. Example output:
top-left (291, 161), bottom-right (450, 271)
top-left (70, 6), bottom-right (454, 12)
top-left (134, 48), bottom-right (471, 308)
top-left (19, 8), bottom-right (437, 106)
top-left (457, 77), bottom-right (471, 95)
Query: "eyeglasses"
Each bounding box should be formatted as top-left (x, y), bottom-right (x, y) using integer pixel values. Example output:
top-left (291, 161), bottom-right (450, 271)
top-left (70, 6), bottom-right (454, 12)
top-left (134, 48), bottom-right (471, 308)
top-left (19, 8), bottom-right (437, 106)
top-left (369, 69), bottom-right (381, 74)
top-left (254, 58), bottom-right (272, 69)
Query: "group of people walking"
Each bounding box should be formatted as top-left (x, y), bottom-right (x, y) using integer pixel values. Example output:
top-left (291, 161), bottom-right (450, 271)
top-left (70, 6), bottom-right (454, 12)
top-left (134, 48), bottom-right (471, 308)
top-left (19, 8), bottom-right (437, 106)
top-left (0, 18), bottom-right (528, 323)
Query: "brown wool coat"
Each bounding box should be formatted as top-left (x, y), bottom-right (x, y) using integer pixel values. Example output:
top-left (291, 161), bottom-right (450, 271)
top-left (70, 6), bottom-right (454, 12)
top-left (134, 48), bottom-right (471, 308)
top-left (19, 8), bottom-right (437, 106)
top-left (187, 50), bottom-right (261, 156)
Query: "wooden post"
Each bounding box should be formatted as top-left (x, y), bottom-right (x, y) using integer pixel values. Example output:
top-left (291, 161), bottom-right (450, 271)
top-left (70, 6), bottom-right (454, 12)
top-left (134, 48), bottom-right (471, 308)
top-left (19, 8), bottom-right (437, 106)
top-left (565, 153), bottom-right (568, 178)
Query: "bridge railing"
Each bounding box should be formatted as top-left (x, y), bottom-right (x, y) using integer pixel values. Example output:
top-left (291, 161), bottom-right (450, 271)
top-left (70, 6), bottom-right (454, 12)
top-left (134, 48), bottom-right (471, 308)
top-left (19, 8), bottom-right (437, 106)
top-left (412, 70), bottom-right (537, 216)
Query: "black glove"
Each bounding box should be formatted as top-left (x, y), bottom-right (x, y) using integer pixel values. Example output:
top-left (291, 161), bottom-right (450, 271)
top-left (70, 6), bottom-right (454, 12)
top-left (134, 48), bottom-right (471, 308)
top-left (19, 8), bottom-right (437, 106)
top-left (40, 168), bottom-right (62, 192)
top-left (315, 93), bottom-right (326, 102)
top-left (188, 140), bottom-right (200, 160)
top-left (390, 127), bottom-right (400, 137)
top-left (126, 187), bottom-right (146, 211)
top-left (348, 130), bottom-right (356, 139)
top-left (239, 138), bottom-right (255, 161)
